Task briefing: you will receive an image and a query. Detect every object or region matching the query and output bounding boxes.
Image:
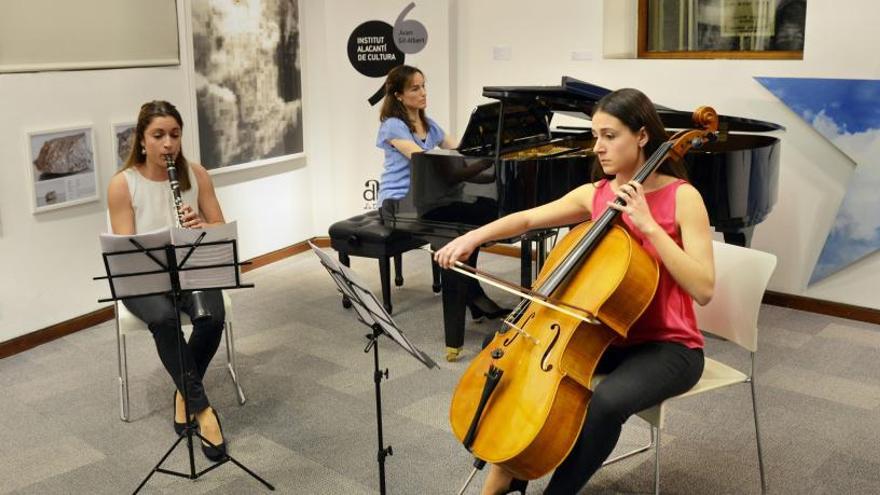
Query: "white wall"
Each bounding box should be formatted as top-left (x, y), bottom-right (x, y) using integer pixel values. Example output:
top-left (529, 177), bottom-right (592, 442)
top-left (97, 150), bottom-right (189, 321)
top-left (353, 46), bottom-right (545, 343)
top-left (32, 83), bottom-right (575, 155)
top-left (0, 1), bottom-right (316, 342)
top-left (0, 0), bottom-right (450, 343)
top-left (304, 0), bottom-right (450, 231)
top-left (449, 0), bottom-right (880, 309)
top-left (2, 0), bottom-right (876, 343)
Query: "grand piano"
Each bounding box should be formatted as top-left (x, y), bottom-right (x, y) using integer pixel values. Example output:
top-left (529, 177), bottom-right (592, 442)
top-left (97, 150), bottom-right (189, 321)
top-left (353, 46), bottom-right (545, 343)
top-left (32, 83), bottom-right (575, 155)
top-left (381, 77), bottom-right (783, 356)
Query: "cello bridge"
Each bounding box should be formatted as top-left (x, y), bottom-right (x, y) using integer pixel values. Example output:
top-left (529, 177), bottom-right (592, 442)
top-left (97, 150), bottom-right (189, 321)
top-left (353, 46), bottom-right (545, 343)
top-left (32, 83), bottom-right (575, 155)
top-left (501, 320), bottom-right (540, 345)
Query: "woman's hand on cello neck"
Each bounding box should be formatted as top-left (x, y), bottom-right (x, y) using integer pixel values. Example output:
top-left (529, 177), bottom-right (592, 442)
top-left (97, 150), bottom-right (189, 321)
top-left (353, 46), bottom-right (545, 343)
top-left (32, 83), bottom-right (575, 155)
top-left (607, 180), bottom-right (660, 237)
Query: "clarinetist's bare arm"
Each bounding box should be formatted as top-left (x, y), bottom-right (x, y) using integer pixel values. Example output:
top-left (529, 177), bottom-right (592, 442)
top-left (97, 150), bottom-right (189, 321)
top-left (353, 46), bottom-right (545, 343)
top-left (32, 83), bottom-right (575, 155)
top-left (189, 162), bottom-right (225, 228)
top-left (107, 174), bottom-right (135, 235)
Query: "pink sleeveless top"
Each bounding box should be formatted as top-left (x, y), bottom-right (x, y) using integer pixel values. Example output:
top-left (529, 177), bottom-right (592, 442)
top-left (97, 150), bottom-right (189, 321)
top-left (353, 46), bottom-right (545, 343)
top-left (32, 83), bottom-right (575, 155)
top-left (591, 179), bottom-right (703, 349)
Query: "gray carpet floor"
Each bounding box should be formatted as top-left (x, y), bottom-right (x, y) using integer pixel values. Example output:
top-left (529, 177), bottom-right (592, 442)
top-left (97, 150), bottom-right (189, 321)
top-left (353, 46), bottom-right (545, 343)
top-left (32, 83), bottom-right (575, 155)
top-left (2, 248), bottom-right (879, 494)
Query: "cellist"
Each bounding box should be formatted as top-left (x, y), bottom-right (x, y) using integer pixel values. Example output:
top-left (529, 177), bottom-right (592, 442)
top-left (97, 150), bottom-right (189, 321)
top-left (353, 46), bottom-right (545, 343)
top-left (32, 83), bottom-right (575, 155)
top-left (434, 88), bottom-right (715, 495)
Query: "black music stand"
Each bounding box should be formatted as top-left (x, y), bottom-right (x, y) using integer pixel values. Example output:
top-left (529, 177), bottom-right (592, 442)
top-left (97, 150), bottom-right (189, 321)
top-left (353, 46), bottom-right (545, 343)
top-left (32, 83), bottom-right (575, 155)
top-left (96, 232), bottom-right (274, 494)
top-left (309, 242), bottom-right (437, 495)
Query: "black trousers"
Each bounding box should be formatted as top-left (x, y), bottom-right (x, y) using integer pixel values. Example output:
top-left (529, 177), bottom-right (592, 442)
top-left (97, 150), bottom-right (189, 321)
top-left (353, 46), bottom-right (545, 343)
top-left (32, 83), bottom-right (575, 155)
top-left (544, 341), bottom-right (704, 494)
top-left (122, 290), bottom-right (226, 413)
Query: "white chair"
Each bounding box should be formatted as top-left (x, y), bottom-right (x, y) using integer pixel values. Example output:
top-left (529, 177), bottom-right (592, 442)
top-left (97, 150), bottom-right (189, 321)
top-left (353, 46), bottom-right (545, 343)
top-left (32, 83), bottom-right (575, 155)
top-left (115, 291), bottom-right (246, 422)
top-left (598, 240), bottom-right (776, 494)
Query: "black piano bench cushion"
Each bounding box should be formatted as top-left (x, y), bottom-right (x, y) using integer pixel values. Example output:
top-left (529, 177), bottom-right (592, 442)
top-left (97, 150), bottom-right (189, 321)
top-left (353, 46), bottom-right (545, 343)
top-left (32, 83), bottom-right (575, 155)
top-left (328, 210), bottom-right (424, 259)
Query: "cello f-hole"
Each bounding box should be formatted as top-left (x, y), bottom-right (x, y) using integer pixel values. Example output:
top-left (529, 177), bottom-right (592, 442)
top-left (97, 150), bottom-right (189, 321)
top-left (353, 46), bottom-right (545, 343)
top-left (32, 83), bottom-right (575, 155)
top-left (541, 323), bottom-right (561, 372)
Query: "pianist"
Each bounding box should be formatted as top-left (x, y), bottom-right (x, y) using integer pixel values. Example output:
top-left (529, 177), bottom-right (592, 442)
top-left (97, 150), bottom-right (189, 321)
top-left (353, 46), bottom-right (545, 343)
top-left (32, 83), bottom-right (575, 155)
top-left (375, 65), bottom-right (510, 358)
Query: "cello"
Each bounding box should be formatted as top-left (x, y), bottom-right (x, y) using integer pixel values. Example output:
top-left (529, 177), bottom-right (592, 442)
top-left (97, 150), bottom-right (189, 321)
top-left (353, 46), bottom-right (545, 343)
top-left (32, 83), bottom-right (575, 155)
top-left (448, 106), bottom-right (719, 481)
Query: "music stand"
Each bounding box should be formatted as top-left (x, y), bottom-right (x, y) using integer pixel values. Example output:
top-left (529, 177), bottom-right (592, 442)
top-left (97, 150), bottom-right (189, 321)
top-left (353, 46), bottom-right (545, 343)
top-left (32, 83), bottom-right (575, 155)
top-left (309, 242), bottom-right (436, 495)
top-left (96, 228), bottom-right (274, 494)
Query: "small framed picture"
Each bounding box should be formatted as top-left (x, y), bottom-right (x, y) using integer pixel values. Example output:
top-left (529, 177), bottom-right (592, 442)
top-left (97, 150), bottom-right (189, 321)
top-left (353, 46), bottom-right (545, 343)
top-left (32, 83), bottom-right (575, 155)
top-left (26, 124), bottom-right (100, 213)
top-left (111, 121), bottom-right (137, 170)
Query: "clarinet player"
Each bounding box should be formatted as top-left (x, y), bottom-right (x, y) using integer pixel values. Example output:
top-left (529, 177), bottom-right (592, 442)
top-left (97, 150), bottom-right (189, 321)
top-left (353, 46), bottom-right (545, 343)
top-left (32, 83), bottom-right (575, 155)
top-left (107, 100), bottom-right (228, 461)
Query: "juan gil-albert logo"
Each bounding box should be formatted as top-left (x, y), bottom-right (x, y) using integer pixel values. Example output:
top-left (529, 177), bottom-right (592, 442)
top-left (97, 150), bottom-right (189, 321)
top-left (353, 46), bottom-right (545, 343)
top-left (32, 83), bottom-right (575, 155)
top-left (348, 2), bottom-right (428, 105)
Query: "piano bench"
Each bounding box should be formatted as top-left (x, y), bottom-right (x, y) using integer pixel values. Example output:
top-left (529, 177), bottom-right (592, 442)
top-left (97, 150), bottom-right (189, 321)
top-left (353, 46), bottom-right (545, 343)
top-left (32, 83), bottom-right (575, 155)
top-left (328, 210), bottom-right (441, 315)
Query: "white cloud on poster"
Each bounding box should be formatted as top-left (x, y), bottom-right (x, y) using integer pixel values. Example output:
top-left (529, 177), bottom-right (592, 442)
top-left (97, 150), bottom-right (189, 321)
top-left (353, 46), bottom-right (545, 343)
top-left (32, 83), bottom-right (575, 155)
top-left (810, 110), bottom-right (841, 141)
top-left (817, 112), bottom-right (880, 242)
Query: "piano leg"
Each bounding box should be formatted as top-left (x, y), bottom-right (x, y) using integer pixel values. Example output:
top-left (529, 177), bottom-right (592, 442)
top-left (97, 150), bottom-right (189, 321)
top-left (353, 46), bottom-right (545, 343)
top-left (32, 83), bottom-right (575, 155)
top-left (440, 267), bottom-right (468, 361)
top-left (437, 248), bottom-right (480, 361)
top-left (431, 259), bottom-right (442, 293)
top-left (520, 242), bottom-right (532, 288)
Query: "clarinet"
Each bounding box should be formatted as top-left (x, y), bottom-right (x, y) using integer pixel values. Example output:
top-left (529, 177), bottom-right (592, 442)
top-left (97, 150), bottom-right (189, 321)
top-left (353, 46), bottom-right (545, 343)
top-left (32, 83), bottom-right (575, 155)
top-left (165, 154), bottom-right (212, 322)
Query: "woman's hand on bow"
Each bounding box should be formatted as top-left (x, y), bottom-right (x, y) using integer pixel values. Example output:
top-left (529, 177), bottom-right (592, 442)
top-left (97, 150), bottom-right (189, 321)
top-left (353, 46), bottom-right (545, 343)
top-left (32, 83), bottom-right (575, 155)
top-left (434, 232), bottom-right (480, 269)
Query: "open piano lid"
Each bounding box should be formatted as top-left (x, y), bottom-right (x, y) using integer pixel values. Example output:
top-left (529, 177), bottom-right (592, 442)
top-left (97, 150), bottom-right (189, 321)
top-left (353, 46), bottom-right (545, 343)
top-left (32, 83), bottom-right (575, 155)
top-left (475, 76), bottom-right (784, 135)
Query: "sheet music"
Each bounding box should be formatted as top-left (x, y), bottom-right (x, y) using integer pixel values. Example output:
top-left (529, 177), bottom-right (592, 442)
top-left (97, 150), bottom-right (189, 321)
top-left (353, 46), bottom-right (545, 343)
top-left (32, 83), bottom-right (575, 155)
top-left (99, 222), bottom-right (239, 297)
top-left (309, 242), bottom-right (436, 369)
top-left (172, 221), bottom-right (238, 290)
top-left (99, 227), bottom-right (173, 297)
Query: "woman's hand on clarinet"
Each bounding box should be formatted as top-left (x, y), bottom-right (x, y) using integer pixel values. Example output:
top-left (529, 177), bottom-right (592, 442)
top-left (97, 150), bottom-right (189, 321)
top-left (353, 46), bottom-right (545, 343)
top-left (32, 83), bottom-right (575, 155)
top-left (179, 204), bottom-right (205, 229)
top-left (434, 233), bottom-right (480, 269)
top-left (607, 181), bottom-right (659, 236)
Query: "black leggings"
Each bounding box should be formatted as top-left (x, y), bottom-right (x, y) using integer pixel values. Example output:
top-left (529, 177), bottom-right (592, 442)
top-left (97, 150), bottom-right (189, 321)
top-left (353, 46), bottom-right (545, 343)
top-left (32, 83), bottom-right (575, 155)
top-left (544, 341), bottom-right (704, 494)
top-left (122, 290), bottom-right (225, 413)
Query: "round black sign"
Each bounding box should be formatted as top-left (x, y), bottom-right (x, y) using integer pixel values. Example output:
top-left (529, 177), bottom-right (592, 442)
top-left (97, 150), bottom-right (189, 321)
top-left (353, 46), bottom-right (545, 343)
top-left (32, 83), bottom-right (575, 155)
top-left (347, 20), bottom-right (405, 78)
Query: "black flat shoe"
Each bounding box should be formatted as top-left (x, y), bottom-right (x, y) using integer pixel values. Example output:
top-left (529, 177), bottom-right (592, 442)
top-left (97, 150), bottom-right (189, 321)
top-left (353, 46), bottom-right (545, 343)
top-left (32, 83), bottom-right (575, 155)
top-left (467, 294), bottom-right (511, 321)
top-left (200, 408), bottom-right (227, 462)
top-left (173, 391), bottom-right (197, 435)
top-left (503, 478), bottom-right (528, 494)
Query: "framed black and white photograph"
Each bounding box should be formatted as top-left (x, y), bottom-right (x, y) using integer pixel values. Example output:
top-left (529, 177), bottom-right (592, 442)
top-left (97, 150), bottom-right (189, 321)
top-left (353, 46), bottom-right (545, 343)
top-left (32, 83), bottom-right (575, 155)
top-left (191, 0), bottom-right (304, 172)
top-left (26, 125), bottom-right (99, 213)
top-left (111, 121), bottom-right (137, 169)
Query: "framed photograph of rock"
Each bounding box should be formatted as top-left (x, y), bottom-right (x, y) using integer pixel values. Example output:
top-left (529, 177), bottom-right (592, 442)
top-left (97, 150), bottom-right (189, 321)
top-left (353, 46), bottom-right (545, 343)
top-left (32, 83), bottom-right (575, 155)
top-left (26, 125), bottom-right (100, 213)
top-left (111, 121), bottom-right (137, 169)
top-left (190, 0), bottom-right (304, 172)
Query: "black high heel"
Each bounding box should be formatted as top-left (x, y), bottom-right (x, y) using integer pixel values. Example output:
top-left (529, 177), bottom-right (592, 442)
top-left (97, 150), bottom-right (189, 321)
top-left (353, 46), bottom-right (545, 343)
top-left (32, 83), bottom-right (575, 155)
top-left (173, 391), bottom-right (197, 435)
top-left (503, 478), bottom-right (528, 494)
top-left (467, 294), bottom-right (511, 321)
top-left (200, 408), bottom-right (227, 462)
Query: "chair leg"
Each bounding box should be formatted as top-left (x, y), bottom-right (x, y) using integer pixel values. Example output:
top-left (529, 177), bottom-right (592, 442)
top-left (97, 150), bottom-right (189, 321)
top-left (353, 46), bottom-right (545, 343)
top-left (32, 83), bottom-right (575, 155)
top-left (225, 321), bottom-right (246, 405)
top-left (378, 256), bottom-right (393, 314)
top-left (603, 422), bottom-right (655, 466)
top-left (653, 425), bottom-right (661, 495)
top-left (750, 379), bottom-right (767, 494)
top-left (117, 328), bottom-right (131, 422)
top-left (393, 253), bottom-right (404, 287)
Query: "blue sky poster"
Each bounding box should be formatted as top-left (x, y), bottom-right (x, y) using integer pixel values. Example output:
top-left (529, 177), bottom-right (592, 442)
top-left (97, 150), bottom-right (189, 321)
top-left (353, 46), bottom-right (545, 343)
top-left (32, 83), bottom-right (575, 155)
top-left (756, 77), bottom-right (880, 284)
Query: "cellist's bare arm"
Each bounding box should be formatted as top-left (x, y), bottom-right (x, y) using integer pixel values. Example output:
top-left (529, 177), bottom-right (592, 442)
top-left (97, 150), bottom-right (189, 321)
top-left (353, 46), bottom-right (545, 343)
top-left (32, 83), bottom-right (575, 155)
top-left (646, 184), bottom-right (715, 305)
top-left (434, 183), bottom-right (596, 268)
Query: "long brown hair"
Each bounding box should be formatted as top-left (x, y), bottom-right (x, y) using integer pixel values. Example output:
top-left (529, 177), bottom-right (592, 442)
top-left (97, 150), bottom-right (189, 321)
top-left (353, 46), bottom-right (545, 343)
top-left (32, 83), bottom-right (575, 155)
top-left (590, 88), bottom-right (686, 182)
top-left (119, 100), bottom-right (192, 191)
top-left (379, 65), bottom-right (428, 132)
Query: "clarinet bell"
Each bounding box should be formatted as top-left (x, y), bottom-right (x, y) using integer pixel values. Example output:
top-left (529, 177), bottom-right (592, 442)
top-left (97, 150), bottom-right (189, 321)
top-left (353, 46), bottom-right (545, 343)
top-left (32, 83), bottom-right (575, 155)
top-left (189, 290), bottom-right (212, 322)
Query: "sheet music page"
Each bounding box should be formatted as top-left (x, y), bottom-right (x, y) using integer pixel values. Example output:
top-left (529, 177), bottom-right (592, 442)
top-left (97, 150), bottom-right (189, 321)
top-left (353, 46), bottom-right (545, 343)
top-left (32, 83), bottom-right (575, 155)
top-left (309, 242), bottom-right (436, 368)
top-left (172, 221), bottom-right (239, 290)
top-left (99, 227), bottom-right (172, 297)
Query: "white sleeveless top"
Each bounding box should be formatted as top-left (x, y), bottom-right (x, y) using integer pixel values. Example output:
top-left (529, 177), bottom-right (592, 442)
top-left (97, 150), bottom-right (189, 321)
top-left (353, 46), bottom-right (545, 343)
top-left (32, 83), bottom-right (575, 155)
top-left (122, 166), bottom-right (200, 234)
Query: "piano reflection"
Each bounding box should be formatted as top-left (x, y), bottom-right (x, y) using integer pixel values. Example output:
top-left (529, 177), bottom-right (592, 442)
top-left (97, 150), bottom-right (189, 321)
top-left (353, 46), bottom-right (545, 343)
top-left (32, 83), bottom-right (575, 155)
top-left (381, 77), bottom-right (783, 357)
